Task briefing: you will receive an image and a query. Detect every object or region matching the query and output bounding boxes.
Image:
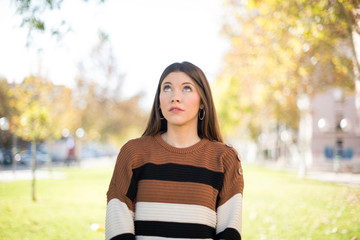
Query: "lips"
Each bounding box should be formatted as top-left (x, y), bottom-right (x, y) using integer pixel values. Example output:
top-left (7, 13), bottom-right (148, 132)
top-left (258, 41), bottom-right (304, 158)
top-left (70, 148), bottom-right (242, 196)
top-left (169, 107), bottom-right (184, 112)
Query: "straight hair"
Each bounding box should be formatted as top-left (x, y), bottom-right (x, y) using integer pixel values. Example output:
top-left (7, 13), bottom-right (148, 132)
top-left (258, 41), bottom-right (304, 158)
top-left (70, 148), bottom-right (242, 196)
top-left (142, 61), bottom-right (223, 143)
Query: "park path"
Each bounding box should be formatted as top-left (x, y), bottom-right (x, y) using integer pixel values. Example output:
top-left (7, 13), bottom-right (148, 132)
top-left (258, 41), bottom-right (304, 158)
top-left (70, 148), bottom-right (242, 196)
top-left (1, 158), bottom-right (360, 187)
top-left (306, 171), bottom-right (360, 188)
top-left (0, 157), bottom-right (115, 182)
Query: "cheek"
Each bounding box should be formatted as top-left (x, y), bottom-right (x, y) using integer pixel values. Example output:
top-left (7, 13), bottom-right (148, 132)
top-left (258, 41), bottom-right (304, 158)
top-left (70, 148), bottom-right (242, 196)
top-left (159, 94), bottom-right (167, 108)
top-left (187, 94), bottom-right (201, 109)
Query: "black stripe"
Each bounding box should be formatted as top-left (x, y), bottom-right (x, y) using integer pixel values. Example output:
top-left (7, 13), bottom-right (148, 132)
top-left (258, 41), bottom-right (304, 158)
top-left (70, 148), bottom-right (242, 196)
top-left (126, 163), bottom-right (223, 201)
top-left (110, 233), bottom-right (135, 240)
top-left (136, 163), bottom-right (224, 190)
top-left (126, 163), bottom-right (224, 201)
top-left (216, 227), bottom-right (241, 240)
top-left (135, 220), bottom-right (215, 238)
top-left (126, 174), bottom-right (138, 201)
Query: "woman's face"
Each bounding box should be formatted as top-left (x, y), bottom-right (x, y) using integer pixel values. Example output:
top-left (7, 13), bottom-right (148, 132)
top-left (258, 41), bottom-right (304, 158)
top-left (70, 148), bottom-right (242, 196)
top-left (159, 72), bottom-right (202, 130)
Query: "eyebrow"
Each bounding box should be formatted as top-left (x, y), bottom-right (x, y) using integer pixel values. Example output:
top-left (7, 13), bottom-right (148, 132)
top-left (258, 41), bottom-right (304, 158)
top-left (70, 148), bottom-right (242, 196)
top-left (182, 82), bottom-right (194, 86)
top-left (161, 81), bottom-right (194, 86)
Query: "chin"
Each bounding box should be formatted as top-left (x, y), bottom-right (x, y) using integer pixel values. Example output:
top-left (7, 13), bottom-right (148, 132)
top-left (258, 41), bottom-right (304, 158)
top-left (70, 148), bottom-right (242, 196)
top-left (167, 121), bottom-right (187, 127)
top-left (167, 118), bottom-right (198, 128)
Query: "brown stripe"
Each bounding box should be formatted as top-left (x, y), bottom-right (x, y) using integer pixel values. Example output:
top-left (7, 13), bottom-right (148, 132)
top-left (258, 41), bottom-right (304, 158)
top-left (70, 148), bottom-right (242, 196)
top-left (130, 151), bottom-right (224, 173)
top-left (136, 180), bottom-right (219, 211)
top-left (107, 187), bottom-right (135, 211)
top-left (217, 151), bottom-right (244, 206)
top-left (107, 145), bottom-right (136, 211)
top-left (127, 136), bottom-right (227, 173)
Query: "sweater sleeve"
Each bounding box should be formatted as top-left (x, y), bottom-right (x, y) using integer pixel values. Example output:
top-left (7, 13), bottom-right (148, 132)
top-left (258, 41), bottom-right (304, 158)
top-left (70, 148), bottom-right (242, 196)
top-left (216, 146), bottom-right (244, 240)
top-left (105, 142), bottom-right (136, 240)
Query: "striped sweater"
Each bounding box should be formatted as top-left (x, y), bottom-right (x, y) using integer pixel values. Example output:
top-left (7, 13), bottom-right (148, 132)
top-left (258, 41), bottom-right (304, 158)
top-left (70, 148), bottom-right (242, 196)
top-left (106, 134), bottom-right (244, 240)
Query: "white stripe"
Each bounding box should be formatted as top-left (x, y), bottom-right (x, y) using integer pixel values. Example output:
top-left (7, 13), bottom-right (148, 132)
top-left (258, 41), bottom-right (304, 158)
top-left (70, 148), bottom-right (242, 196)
top-left (105, 198), bottom-right (135, 240)
top-left (135, 202), bottom-right (217, 228)
top-left (216, 193), bottom-right (243, 234)
top-left (136, 236), bottom-right (213, 240)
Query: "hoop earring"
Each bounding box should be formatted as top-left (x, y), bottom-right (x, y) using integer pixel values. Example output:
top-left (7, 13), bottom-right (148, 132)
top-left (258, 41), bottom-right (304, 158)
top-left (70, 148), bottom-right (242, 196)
top-left (199, 108), bottom-right (205, 121)
top-left (159, 108), bottom-right (165, 120)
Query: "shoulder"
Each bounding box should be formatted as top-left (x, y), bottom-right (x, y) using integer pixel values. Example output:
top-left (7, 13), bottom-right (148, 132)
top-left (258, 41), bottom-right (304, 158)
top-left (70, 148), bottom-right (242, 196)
top-left (115, 136), bottom-right (155, 165)
top-left (121, 135), bottom-right (155, 152)
top-left (205, 140), bottom-right (240, 159)
top-left (125, 135), bottom-right (154, 147)
top-left (203, 141), bottom-right (242, 171)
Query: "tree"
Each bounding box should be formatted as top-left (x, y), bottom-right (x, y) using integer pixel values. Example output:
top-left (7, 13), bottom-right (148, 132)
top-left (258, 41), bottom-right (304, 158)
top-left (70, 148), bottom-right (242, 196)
top-left (336, 0), bottom-right (360, 135)
top-left (71, 31), bottom-right (147, 148)
top-left (0, 79), bottom-right (14, 168)
top-left (11, 0), bottom-right (105, 46)
top-left (215, 0), bottom-right (356, 142)
top-left (0, 78), bottom-right (13, 118)
top-left (11, 75), bottom-right (73, 201)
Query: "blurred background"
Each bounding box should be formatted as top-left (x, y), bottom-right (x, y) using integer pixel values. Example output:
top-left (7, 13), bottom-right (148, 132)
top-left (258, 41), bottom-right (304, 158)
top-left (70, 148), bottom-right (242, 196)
top-left (1, 0), bottom-right (359, 175)
top-left (0, 0), bottom-right (228, 168)
top-left (1, 0), bottom-right (360, 239)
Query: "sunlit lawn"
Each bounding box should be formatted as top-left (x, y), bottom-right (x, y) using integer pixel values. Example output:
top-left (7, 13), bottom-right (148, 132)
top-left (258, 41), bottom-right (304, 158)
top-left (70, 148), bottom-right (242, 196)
top-left (243, 165), bottom-right (360, 240)
top-left (0, 166), bottom-right (112, 240)
top-left (0, 164), bottom-right (359, 240)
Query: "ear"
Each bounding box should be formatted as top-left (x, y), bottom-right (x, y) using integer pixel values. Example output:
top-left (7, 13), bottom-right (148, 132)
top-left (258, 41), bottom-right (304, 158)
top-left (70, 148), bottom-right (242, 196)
top-left (200, 103), bottom-right (204, 110)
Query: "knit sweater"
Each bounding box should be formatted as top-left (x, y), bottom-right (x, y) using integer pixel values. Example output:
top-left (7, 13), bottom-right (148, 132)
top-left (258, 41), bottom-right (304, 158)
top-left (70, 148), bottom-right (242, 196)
top-left (106, 134), bottom-right (244, 240)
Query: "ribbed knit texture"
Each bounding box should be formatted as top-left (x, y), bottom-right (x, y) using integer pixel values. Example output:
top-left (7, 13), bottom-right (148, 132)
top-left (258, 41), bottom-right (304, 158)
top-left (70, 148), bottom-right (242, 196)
top-left (106, 134), bottom-right (244, 240)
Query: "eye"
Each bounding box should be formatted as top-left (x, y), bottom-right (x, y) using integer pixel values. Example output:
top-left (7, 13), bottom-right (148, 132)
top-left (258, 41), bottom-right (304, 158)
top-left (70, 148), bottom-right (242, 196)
top-left (183, 86), bottom-right (192, 92)
top-left (163, 85), bottom-right (171, 92)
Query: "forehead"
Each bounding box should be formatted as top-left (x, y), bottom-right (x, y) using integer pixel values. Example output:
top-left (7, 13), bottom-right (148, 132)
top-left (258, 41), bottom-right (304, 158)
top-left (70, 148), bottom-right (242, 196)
top-left (162, 72), bottom-right (195, 85)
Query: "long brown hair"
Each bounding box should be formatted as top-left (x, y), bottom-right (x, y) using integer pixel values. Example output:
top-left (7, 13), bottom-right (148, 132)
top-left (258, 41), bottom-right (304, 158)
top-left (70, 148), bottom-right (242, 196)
top-left (142, 61), bottom-right (223, 142)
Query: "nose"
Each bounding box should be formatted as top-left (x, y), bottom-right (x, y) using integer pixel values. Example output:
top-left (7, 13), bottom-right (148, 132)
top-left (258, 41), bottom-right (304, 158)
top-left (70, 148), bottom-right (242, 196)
top-left (171, 90), bottom-right (181, 103)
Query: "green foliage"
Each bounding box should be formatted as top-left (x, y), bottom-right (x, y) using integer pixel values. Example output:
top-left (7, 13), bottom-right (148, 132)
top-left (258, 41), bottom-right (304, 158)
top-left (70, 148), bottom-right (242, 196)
top-left (214, 75), bottom-right (243, 136)
top-left (11, 76), bottom-right (54, 142)
top-left (0, 28), bottom-right (147, 146)
top-left (1, 30), bottom-right (147, 146)
top-left (12, 0), bottom-right (105, 45)
top-left (0, 79), bottom-right (13, 118)
top-left (19, 105), bottom-right (50, 141)
top-left (4, 73), bottom-right (146, 146)
top-left (21, 16), bottom-right (45, 32)
top-left (9, 75), bottom-right (78, 143)
top-left (15, 0), bottom-right (63, 38)
top-left (215, 0), bottom-right (357, 140)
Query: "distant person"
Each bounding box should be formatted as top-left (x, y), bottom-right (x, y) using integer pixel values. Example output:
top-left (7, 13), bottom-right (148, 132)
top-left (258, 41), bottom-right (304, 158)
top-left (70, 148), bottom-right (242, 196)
top-left (105, 62), bottom-right (244, 239)
top-left (65, 137), bottom-right (74, 166)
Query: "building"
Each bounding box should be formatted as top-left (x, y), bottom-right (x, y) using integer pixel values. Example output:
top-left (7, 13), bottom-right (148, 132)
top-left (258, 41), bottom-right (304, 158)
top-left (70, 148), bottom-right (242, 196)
top-left (311, 88), bottom-right (360, 173)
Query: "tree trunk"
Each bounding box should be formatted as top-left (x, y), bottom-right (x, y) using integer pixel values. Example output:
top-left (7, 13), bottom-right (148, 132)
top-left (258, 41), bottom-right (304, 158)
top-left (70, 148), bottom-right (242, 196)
top-left (31, 141), bottom-right (37, 202)
top-left (351, 31), bottom-right (360, 135)
top-left (47, 140), bottom-right (53, 175)
top-left (337, 0), bottom-right (360, 135)
top-left (297, 94), bottom-right (312, 178)
top-left (12, 134), bottom-right (17, 174)
top-left (356, 79), bottom-right (360, 135)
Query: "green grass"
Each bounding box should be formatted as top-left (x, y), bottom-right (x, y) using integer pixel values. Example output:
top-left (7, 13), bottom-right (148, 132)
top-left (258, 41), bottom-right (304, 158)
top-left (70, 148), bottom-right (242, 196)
top-left (0, 167), bottom-right (112, 240)
top-left (242, 165), bottom-right (360, 240)
top-left (0, 164), bottom-right (359, 240)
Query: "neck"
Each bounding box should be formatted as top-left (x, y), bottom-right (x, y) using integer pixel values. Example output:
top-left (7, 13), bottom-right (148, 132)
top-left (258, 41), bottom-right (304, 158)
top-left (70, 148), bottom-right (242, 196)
top-left (162, 125), bottom-right (201, 148)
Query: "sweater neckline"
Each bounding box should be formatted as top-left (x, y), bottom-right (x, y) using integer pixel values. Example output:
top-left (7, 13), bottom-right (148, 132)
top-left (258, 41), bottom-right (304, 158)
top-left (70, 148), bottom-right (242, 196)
top-left (154, 133), bottom-right (208, 154)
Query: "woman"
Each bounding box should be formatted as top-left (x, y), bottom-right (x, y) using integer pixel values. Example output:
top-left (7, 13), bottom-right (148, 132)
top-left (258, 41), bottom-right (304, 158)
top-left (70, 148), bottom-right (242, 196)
top-left (106, 61), bottom-right (244, 240)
